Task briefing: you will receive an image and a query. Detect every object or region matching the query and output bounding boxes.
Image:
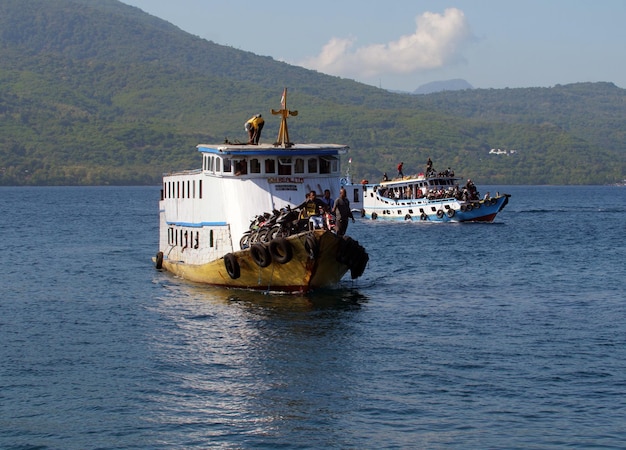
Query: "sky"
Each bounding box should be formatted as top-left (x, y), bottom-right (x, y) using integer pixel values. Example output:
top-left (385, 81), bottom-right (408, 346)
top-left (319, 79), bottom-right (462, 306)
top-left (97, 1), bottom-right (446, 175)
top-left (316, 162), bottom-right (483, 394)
top-left (120, 0), bottom-right (626, 92)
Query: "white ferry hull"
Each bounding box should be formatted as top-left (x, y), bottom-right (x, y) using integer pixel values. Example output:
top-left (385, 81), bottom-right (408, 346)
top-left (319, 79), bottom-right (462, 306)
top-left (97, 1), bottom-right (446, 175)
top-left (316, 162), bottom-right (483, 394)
top-left (362, 194), bottom-right (510, 223)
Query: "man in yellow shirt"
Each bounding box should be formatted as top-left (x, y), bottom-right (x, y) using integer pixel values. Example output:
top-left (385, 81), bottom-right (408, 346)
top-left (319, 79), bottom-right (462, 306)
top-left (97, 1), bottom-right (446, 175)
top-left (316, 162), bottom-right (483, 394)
top-left (245, 114), bottom-right (265, 144)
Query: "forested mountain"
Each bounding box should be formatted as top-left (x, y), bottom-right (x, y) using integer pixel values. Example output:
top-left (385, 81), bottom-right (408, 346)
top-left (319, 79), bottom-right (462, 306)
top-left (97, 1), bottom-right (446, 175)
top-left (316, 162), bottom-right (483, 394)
top-left (1, 0), bottom-right (624, 185)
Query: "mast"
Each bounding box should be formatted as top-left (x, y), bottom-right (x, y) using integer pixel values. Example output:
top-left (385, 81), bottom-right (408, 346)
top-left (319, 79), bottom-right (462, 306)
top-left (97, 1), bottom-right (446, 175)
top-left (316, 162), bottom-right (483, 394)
top-left (271, 88), bottom-right (298, 147)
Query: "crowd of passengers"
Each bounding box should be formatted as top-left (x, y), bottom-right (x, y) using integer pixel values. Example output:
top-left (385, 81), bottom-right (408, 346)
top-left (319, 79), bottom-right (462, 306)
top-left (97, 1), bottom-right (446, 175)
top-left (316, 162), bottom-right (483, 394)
top-left (379, 159), bottom-right (481, 201)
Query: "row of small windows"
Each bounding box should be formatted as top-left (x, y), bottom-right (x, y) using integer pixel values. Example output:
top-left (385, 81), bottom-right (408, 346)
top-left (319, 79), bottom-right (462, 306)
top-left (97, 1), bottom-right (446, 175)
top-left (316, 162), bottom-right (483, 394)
top-left (163, 179), bottom-right (203, 199)
top-left (168, 228), bottom-right (216, 249)
top-left (203, 155), bottom-right (339, 176)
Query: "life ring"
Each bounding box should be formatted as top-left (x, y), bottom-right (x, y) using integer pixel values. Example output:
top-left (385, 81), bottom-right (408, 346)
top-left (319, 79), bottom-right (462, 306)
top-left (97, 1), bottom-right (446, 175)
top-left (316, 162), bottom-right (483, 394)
top-left (447, 209), bottom-right (455, 218)
top-left (404, 214), bottom-right (411, 221)
top-left (155, 251), bottom-right (163, 270)
top-left (420, 213), bottom-right (428, 221)
top-left (436, 210), bottom-right (444, 219)
top-left (223, 253), bottom-right (240, 279)
top-left (304, 233), bottom-right (319, 259)
top-left (371, 212), bottom-right (378, 220)
top-left (269, 238), bottom-right (293, 264)
top-left (466, 204), bottom-right (473, 212)
top-left (250, 243), bottom-right (271, 267)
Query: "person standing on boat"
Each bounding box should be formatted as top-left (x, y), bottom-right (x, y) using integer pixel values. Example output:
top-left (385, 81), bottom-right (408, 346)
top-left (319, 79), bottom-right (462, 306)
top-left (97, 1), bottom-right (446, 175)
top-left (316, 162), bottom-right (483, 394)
top-left (321, 189), bottom-right (333, 208)
top-left (245, 114), bottom-right (265, 144)
top-left (332, 188), bottom-right (355, 236)
top-left (426, 158), bottom-right (434, 176)
top-left (397, 162), bottom-right (404, 178)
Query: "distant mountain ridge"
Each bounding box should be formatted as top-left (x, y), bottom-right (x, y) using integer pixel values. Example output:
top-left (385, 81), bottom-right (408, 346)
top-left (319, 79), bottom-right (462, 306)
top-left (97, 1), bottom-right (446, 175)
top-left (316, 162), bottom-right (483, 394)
top-left (413, 79), bottom-right (474, 94)
top-left (0, 0), bottom-right (624, 185)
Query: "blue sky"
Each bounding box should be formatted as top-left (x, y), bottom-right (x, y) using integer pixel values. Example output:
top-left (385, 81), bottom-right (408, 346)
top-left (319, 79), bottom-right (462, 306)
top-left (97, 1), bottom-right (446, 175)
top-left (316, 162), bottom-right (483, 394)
top-left (121, 0), bottom-right (626, 91)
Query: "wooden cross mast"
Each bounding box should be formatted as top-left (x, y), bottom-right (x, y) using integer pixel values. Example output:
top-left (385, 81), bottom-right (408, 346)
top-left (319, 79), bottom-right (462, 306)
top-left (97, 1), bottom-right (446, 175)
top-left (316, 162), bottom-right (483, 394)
top-left (271, 88), bottom-right (298, 147)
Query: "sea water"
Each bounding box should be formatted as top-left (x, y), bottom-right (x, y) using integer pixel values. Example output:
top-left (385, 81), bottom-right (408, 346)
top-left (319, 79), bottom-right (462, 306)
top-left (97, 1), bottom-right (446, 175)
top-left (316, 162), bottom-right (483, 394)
top-left (1, 185), bottom-right (625, 449)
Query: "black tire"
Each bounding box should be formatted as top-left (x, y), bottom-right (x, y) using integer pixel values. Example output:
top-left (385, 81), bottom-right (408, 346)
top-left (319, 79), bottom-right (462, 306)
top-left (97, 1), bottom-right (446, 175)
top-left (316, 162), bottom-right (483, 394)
top-left (420, 213), bottom-right (428, 221)
top-left (304, 233), bottom-right (319, 259)
top-left (447, 209), bottom-right (455, 218)
top-left (224, 253), bottom-right (240, 279)
top-left (371, 212), bottom-right (378, 220)
top-left (350, 249), bottom-right (369, 279)
top-left (436, 210), bottom-right (444, 219)
top-left (404, 214), bottom-right (411, 221)
top-left (269, 238), bottom-right (293, 264)
top-left (250, 243), bottom-right (271, 267)
top-left (155, 251), bottom-right (163, 270)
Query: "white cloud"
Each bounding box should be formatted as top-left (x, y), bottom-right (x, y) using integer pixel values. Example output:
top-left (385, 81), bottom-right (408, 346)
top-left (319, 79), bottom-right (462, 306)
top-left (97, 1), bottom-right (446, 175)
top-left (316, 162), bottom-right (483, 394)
top-left (297, 8), bottom-right (473, 78)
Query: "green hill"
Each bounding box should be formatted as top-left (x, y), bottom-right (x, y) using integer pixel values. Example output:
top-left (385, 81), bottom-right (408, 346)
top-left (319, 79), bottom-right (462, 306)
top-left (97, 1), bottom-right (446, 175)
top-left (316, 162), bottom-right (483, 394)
top-left (0, 0), bottom-right (624, 185)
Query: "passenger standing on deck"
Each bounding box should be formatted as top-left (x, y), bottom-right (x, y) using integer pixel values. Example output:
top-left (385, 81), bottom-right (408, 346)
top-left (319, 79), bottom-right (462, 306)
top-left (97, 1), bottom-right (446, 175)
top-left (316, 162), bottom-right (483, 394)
top-left (397, 162), bottom-right (404, 178)
top-left (321, 189), bottom-right (333, 208)
top-left (245, 114), bottom-right (265, 144)
top-left (332, 187), bottom-right (355, 236)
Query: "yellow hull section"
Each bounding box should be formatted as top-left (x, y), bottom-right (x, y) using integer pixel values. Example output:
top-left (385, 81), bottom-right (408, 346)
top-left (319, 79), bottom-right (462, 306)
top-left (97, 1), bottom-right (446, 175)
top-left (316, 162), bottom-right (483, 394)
top-left (156, 231), bottom-right (365, 294)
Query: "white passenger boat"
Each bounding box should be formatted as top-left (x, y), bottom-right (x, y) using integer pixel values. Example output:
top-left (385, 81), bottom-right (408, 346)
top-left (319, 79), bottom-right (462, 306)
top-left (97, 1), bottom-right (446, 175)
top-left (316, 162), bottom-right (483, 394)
top-left (344, 167), bottom-right (510, 223)
top-left (153, 90), bottom-right (368, 293)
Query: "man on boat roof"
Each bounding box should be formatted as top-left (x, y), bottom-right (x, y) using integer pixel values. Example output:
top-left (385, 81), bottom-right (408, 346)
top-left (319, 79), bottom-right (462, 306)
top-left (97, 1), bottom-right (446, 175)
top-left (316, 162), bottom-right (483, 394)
top-left (245, 114), bottom-right (265, 145)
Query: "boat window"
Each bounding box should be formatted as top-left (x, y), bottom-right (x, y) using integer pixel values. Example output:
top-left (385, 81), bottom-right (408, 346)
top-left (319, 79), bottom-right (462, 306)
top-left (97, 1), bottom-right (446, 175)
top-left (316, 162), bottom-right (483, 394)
top-left (353, 188), bottom-right (359, 203)
top-left (278, 158), bottom-right (292, 175)
top-left (199, 180), bottom-right (202, 198)
top-left (320, 156), bottom-right (338, 173)
top-left (250, 158), bottom-right (261, 173)
top-left (187, 180), bottom-right (190, 198)
top-left (265, 158), bottom-right (276, 174)
top-left (320, 157), bottom-right (331, 174)
top-left (294, 158), bottom-right (304, 173)
top-left (307, 158), bottom-right (318, 173)
top-left (215, 157), bottom-right (221, 173)
top-left (235, 159), bottom-right (247, 176)
top-left (223, 158), bottom-right (232, 173)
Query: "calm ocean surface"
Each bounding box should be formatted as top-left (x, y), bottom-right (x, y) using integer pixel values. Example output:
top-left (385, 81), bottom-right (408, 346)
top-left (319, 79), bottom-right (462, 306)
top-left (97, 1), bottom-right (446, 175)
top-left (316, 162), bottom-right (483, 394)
top-left (1, 185), bottom-right (625, 449)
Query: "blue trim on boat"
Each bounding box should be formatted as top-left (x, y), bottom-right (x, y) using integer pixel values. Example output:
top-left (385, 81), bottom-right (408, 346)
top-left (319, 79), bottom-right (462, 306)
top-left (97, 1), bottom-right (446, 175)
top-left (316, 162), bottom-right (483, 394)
top-left (197, 146), bottom-right (344, 156)
top-left (166, 221), bottom-right (228, 228)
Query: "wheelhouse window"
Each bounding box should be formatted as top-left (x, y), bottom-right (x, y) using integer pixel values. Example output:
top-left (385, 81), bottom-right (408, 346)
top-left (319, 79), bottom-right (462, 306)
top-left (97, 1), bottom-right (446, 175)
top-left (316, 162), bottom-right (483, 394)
top-left (278, 157), bottom-right (292, 175)
top-left (294, 158), bottom-right (304, 174)
top-left (250, 158), bottom-right (261, 173)
top-left (265, 158), bottom-right (276, 174)
top-left (235, 159), bottom-right (247, 175)
top-left (320, 156), bottom-right (338, 174)
top-left (307, 158), bottom-right (318, 174)
top-left (223, 158), bottom-right (232, 173)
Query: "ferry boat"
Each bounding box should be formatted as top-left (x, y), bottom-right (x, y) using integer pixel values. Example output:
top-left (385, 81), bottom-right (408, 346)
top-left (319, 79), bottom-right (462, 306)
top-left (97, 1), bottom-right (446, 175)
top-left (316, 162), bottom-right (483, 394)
top-left (153, 89), bottom-right (368, 293)
top-left (344, 166), bottom-right (510, 223)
